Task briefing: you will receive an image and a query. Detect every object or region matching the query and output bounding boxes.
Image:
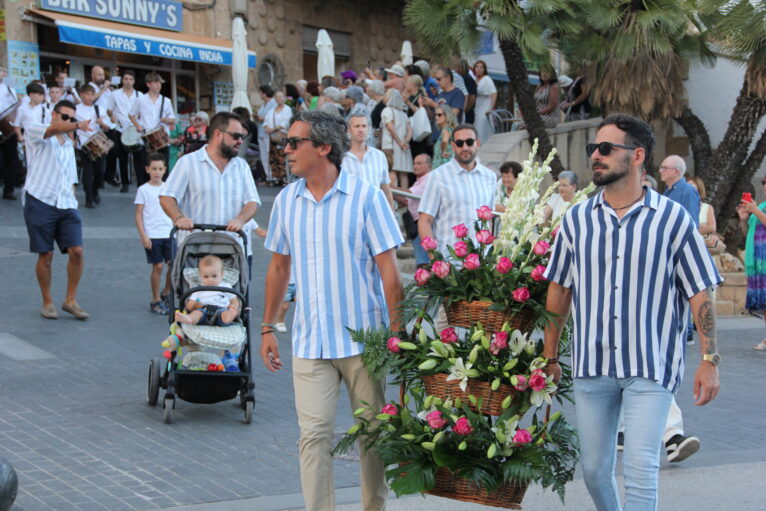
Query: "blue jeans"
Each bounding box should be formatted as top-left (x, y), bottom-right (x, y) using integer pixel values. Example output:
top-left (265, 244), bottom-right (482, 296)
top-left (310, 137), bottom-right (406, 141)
top-left (574, 376), bottom-right (673, 511)
top-left (412, 235), bottom-right (430, 266)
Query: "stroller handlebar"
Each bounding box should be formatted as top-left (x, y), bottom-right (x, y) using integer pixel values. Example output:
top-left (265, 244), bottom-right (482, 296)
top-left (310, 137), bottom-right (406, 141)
top-left (170, 224), bottom-right (249, 246)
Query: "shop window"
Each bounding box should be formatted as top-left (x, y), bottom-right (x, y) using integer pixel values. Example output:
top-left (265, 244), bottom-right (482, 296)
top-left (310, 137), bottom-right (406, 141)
top-left (176, 74), bottom-right (197, 115)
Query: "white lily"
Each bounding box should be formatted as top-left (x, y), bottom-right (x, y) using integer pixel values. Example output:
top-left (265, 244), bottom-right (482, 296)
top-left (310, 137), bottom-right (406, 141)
top-left (446, 357), bottom-right (472, 392)
top-left (508, 330), bottom-right (528, 356)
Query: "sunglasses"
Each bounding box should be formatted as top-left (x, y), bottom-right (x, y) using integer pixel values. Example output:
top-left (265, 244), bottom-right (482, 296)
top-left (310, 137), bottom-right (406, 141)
top-left (586, 141), bottom-right (638, 157)
top-left (221, 130), bottom-right (245, 140)
top-left (435, 112), bottom-right (444, 117)
top-left (453, 138), bottom-right (476, 148)
top-left (59, 113), bottom-right (78, 123)
top-left (285, 136), bottom-right (316, 150)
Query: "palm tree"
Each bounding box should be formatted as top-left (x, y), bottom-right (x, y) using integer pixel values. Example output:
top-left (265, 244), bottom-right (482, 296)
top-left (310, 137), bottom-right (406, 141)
top-left (403, 0), bottom-right (575, 175)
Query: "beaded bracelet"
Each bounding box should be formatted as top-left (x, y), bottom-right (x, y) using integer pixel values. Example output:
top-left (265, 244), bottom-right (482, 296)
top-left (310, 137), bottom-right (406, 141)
top-left (260, 322), bottom-right (277, 329)
top-left (261, 329), bottom-right (276, 335)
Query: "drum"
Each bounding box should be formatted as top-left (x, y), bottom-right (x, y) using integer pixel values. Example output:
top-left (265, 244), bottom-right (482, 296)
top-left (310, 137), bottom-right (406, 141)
top-left (81, 131), bottom-right (115, 161)
top-left (120, 125), bottom-right (142, 152)
top-left (142, 126), bottom-right (169, 152)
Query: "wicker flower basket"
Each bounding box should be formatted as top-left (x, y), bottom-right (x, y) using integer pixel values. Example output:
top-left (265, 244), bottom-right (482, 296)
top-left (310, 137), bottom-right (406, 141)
top-left (445, 300), bottom-right (537, 333)
top-left (426, 467), bottom-right (528, 509)
top-left (422, 373), bottom-right (517, 416)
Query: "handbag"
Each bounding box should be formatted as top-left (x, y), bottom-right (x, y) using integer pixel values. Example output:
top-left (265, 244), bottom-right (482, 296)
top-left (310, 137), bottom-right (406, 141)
top-left (410, 107), bottom-right (431, 142)
top-left (402, 210), bottom-right (419, 240)
top-left (269, 109), bottom-right (285, 145)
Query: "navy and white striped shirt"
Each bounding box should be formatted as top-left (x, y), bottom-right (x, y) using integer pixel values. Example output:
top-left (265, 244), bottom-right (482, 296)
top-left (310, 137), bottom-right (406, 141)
top-left (265, 171), bottom-right (404, 359)
top-left (418, 159), bottom-right (496, 257)
top-left (341, 147), bottom-right (390, 187)
top-left (544, 188), bottom-right (722, 392)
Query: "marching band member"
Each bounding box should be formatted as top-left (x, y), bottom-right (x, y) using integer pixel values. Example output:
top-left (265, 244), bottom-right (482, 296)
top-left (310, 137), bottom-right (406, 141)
top-left (129, 72), bottom-right (175, 185)
top-left (76, 84), bottom-right (111, 208)
top-left (0, 66), bottom-right (21, 200)
top-left (112, 69), bottom-right (142, 192)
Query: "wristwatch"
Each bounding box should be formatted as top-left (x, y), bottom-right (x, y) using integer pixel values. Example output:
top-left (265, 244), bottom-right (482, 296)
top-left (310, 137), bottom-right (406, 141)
top-left (702, 353), bottom-right (721, 366)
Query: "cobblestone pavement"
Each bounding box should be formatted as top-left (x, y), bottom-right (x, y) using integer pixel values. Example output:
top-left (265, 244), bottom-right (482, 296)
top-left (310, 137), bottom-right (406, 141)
top-left (1, 186), bottom-right (765, 510)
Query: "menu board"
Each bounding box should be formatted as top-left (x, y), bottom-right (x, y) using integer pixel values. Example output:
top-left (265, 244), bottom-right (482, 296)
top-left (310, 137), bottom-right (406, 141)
top-left (7, 40), bottom-right (41, 94)
top-left (213, 81), bottom-right (234, 112)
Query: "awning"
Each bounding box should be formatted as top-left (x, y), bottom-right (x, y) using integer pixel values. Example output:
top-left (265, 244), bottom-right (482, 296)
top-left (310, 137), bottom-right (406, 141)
top-left (27, 9), bottom-right (256, 68)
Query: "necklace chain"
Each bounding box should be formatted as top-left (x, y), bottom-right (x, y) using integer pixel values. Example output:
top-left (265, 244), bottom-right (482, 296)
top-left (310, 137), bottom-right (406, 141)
top-left (611, 190), bottom-right (645, 211)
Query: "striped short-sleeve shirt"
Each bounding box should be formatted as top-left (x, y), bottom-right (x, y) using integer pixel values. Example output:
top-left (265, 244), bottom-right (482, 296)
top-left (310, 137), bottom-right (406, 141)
top-left (341, 147), bottom-right (390, 187)
top-left (265, 171), bottom-right (404, 359)
top-left (544, 188), bottom-right (722, 392)
top-left (23, 123), bottom-right (78, 210)
top-left (417, 159), bottom-right (496, 256)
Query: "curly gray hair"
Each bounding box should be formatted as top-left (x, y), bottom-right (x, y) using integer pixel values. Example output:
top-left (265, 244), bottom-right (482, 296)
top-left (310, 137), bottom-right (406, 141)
top-left (290, 110), bottom-right (350, 170)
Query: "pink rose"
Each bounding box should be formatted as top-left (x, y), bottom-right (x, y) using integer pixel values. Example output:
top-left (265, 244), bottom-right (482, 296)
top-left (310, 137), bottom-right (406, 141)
top-left (426, 410), bottom-right (448, 429)
top-left (387, 337), bottom-right (401, 353)
top-left (476, 230), bottom-right (495, 245)
top-left (533, 240), bottom-right (550, 255)
top-left (513, 429), bottom-right (533, 444)
top-left (420, 237), bottom-right (438, 251)
top-left (496, 257), bottom-right (513, 274)
top-left (489, 331), bottom-right (509, 355)
top-left (512, 287), bottom-right (530, 302)
top-left (432, 261), bottom-right (451, 279)
top-left (381, 404), bottom-right (398, 416)
top-left (476, 205), bottom-right (495, 221)
top-left (414, 268), bottom-right (431, 286)
top-left (463, 253), bottom-right (480, 270)
top-left (551, 227), bottom-right (559, 239)
top-left (453, 241), bottom-right (469, 258)
top-left (529, 369), bottom-right (546, 391)
top-left (452, 224), bottom-right (469, 238)
top-left (453, 417), bottom-right (473, 436)
top-left (531, 265), bottom-right (547, 282)
top-left (513, 375), bottom-right (529, 391)
top-left (440, 327), bottom-right (458, 344)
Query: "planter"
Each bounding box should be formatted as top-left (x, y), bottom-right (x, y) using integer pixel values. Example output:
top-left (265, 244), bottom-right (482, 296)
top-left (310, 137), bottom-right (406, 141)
top-left (422, 373), bottom-right (517, 416)
top-left (427, 467), bottom-right (528, 509)
top-left (446, 300), bottom-right (537, 333)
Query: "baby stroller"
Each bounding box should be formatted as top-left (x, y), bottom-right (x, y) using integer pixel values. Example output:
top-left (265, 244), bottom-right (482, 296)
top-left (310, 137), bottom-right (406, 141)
top-left (147, 224), bottom-right (255, 424)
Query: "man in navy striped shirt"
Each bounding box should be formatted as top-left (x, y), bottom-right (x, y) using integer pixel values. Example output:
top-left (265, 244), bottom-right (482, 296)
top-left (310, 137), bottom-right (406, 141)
top-left (261, 111), bottom-right (404, 511)
top-left (543, 114), bottom-right (722, 511)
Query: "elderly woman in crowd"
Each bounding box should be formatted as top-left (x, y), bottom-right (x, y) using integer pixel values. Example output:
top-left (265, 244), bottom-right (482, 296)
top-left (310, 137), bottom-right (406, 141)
top-left (181, 111), bottom-right (208, 155)
top-left (256, 85), bottom-right (276, 181)
top-left (543, 170), bottom-right (578, 224)
top-left (366, 80), bottom-right (387, 148)
top-left (318, 86), bottom-right (343, 117)
top-left (381, 88), bottom-right (413, 187)
top-left (263, 91), bottom-right (293, 185)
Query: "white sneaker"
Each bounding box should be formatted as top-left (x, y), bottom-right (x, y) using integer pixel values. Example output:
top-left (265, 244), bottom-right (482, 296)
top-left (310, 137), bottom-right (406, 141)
top-left (276, 322), bottom-right (287, 332)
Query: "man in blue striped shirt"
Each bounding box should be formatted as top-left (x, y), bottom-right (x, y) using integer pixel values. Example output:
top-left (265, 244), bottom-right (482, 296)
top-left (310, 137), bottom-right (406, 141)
top-left (261, 111), bottom-right (404, 511)
top-left (543, 114), bottom-right (722, 511)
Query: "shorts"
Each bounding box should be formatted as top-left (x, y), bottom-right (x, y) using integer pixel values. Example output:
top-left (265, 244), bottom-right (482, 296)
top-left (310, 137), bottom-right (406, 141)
top-left (23, 193), bottom-right (83, 254)
top-left (145, 238), bottom-right (173, 264)
top-left (284, 283), bottom-right (296, 303)
top-left (197, 304), bottom-right (234, 327)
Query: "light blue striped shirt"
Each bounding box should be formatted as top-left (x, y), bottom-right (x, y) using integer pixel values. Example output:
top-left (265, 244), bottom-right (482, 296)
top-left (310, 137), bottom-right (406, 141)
top-left (23, 123), bottom-right (78, 209)
top-left (341, 147), bottom-right (390, 187)
top-left (544, 188), bottom-right (722, 392)
top-left (161, 146), bottom-right (260, 227)
top-left (265, 171), bottom-right (404, 359)
top-left (418, 159), bottom-right (496, 256)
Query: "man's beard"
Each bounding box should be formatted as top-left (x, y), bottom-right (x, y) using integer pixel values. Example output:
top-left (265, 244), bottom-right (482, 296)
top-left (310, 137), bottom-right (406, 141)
top-left (455, 151), bottom-right (476, 166)
top-left (592, 155), bottom-right (630, 186)
top-left (220, 141), bottom-right (238, 159)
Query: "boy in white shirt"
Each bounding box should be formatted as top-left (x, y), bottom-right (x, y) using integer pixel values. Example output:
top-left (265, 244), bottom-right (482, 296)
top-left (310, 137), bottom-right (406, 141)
top-left (134, 153), bottom-right (174, 315)
top-left (14, 82), bottom-right (46, 144)
top-left (129, 72), bottom-right (175, 185)
top-left (76, 84), bottom-right (111, 208)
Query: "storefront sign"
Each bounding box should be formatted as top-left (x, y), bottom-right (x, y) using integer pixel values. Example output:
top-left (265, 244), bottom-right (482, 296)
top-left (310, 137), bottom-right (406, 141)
top-left (56, 22), bottom-right (256, 68)
top-left (6, 40), bottom-right (41, 94)
top-left (41, 0), bottom-right (183, 32)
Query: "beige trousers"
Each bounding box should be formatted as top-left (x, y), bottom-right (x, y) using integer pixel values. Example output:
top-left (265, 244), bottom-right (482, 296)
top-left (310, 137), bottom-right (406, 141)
top-left (292, 355), bottom-right (388, 511)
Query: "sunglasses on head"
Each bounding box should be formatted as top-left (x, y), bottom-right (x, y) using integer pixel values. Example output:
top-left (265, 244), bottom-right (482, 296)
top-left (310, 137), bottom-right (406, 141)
top-left (586, 141), bottom-right (638, 157)
top-left (59, 113), bottom-right (77, 123)
top-left (221, 130), bottom-right (245, 140)
top-left (285, 136), bottom-right (319, 150)
top-left (453, 138), bottom-right (476, 148)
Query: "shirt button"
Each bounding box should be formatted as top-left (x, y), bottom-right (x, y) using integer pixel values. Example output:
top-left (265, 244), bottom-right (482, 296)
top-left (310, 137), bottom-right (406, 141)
top-left (614, 315), bottom-right (618, 320)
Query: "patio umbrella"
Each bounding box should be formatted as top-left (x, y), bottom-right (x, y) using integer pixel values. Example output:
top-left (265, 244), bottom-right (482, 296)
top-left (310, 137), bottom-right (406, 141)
top-left (316, 29), bottom-right (335, 81)
top-left (401, 41), bottom-right (413, 66)
top-left (230, 16), bottom-right (252, 113)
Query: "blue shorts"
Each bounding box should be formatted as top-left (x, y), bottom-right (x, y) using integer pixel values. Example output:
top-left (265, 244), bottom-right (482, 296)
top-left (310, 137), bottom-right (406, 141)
top-left (284, 283), bottom-right (296, 302)
top-left (23, 193), bottom-right (83, 254)
top-left (145, 238), bottom-right (173, 264)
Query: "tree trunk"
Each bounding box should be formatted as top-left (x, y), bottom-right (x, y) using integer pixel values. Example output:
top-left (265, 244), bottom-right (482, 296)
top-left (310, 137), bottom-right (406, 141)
top-left (672, 105), bottom-right (712, 174)
top-left (498, 37), bottom-right (565, 176)
top-left (718, 127), bottom-right (766, 233)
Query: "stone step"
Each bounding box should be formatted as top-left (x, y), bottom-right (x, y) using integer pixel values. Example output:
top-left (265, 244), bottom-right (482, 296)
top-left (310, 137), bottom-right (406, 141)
top-left (398, 258), bottom-right (417, 276)
top-left (715, 299), bottom-right (734, 317)
top-left (721, 272), bottom-right (746, 287)
top-left (397, 244), bottom-right (414, 259)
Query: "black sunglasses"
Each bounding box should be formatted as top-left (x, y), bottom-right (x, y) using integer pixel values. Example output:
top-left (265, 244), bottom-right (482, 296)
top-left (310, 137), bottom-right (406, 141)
top-left (453, 138), bottom-right (476, 148)
top-left (285, 136), bottom-right (316, 150)
top-left (221, 130), bottom-right (245, 141)
top-left (59, 113), bottom-right (77, 123)
top-left (586, 141), bottom-right (637, 157)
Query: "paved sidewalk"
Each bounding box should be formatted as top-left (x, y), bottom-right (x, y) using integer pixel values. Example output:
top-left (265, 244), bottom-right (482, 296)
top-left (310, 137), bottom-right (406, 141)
top-left (1, 187), bottom-right (765, 510)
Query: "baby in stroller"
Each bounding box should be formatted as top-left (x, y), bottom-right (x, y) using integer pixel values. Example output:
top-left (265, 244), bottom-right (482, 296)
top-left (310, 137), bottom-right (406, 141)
top-left (175, 255), bottom-right (241, 327)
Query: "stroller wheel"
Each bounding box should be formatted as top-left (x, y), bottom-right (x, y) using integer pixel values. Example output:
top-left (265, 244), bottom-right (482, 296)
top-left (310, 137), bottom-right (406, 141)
top-left (162, 396), bottom-right (175, 424)
top-left (147, 359), bottom-right (160, 406)
top-left (243, 400), bottom-right (253, 424)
